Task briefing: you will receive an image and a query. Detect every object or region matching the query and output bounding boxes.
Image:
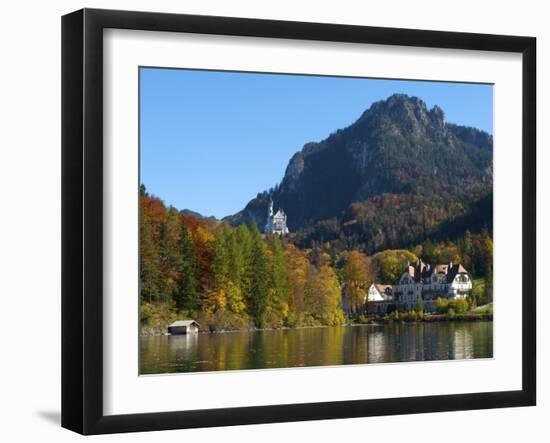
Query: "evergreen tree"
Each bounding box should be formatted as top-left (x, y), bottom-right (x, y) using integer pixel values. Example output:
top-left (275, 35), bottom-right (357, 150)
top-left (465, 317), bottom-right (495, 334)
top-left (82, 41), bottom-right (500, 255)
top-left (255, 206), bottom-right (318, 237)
top-left (207, 224), bottom-right (231, 312)
top-left (422, 239), bottom-right (436, 263)
top-left (227, 226), bottom-right (243, 287)
top-left (213, 224), bottom-right (233, 287)
top-left (236, 224), bottom-right (253, 301)
top-left (461, 230), bottom-right (474, 274)
top-left (175, 221), bottom-right (200, 312)
top-left (224, 226), bottom-right (246, 314)
top-left (249, 222), bottom-right (268, 328)
top-left (482, 232), bottom-right (493, 304)
top-left (267, 235), bottom-right (291, 325)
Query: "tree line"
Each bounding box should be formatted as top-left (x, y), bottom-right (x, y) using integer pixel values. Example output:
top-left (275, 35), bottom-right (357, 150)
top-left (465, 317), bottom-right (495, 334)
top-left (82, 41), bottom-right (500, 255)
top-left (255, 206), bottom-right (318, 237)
top-left (140, 187), bottom-right (493, 331)
top-left (140, 187), bottom-right (344, 331)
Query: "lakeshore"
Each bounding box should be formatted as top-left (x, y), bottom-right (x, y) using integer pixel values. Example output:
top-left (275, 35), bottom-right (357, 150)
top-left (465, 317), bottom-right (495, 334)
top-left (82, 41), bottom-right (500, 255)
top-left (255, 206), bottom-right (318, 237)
top-left (141, 309), bottom-right (493, 336)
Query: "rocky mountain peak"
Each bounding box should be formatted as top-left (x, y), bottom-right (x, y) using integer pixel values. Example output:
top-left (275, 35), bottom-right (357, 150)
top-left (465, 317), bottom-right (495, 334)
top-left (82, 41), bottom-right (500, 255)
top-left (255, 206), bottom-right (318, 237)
top-left (355, 94), bottom-right (447, 139)
top-left (225, 94), bottom-right (492, 233)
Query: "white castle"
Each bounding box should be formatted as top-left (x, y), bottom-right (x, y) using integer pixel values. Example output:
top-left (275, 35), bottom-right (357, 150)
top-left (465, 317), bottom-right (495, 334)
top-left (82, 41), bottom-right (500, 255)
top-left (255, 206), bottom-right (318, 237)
top-left (264, 200), bottom-right (289, 235)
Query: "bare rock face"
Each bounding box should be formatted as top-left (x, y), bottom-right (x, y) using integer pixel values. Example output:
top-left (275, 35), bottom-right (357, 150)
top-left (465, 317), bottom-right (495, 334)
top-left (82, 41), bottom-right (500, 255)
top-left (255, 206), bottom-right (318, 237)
top-left (281, 151), bottom-right (304, 192)
top-left (430, 105), bottom-right (446, 128)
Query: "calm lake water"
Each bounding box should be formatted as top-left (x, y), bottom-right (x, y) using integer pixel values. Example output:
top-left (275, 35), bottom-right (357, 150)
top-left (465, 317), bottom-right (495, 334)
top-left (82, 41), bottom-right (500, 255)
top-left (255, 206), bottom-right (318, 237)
top-left (140, 321), bottom-right (493, 374)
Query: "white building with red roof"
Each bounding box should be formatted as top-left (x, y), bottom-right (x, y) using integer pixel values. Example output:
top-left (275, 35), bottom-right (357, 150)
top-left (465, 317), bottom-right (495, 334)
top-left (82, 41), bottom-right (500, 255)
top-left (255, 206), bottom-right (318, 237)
top-left (365, 259), bottom-right (472, 314)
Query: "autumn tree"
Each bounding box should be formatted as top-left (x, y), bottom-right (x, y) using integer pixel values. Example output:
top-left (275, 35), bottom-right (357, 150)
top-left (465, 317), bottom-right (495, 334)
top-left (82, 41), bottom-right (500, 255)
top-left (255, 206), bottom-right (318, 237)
top-left (433, 242), bottom-right (461, 264)
top-left (140, 195), bottom-right (161, 302)
top-left (342, 251), bottom-right (372, 315)
top-left (372, 250), bottom-right (417, 283)
top-left (183, 214), bottom-right (214, 297)
top-left (304, 265), bottom-right (344, 326)
top-left (284, 245), bottom-right (309, 326)
top-left (157, 208), bottom-right (181, 302)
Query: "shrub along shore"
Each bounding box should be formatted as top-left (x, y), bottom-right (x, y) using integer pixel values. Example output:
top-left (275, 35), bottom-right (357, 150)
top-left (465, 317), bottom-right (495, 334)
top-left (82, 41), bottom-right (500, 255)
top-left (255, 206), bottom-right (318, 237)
top-left (363, 311), bottom-right (493, 325)
top-left (357, 301), bottom-right (493, 324)
top-left (141, 306), bottom-right (493, 336)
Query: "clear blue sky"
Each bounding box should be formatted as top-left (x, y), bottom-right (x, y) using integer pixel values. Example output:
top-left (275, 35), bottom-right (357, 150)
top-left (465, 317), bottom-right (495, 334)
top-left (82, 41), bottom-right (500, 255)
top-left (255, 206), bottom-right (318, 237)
top-left (140, 67), bottom-right (493, 218)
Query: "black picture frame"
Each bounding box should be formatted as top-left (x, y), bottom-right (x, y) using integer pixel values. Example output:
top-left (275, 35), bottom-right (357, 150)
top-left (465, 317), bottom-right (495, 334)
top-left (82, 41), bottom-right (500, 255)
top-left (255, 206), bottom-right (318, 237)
top-left (62, 8), bottom-right (536, 435)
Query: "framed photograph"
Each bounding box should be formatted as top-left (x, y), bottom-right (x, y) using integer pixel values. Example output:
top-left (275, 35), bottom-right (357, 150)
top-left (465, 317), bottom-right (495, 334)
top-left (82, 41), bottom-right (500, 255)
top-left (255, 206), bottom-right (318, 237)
top-left (62, 8), bottom-right (536, 435)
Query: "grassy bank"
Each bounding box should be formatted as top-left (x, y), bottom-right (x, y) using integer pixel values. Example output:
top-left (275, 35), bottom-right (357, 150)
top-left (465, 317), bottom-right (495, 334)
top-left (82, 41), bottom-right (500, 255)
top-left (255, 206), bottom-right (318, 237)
top-left (352, 313), bottom-right (493, 325)
top-left (352, 303), bottom-right (493, 325)
top-left (471, 303), bottom-right (493, 314)
top-left (420, 312), bottom-right (492, 322)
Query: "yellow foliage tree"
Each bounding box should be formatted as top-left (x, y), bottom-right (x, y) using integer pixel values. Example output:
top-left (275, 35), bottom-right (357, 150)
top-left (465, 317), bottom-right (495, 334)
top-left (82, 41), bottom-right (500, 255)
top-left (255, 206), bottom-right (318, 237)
top-left (343, 250), bottom-right (373, 315)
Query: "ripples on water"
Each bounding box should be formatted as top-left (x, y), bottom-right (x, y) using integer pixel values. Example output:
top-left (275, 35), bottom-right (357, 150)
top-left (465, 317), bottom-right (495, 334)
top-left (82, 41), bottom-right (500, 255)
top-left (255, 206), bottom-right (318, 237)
top-left (140, 321), bottom-right (493, 374)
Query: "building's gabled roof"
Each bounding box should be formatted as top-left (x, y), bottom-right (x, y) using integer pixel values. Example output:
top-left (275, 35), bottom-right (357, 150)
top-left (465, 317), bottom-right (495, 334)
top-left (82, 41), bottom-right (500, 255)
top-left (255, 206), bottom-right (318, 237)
top-left (445, 263), bottom-right (468, 283)
top-left (404, 259), bottom-right (427, 282)
top-left (398, 260), bottom-right (469, 284)
top-left (374, 284), bottom-right (393, 294)
top-left (169, 320), bottom-right (200, 328)
top-left (433, 264), bottom-right (447, 273)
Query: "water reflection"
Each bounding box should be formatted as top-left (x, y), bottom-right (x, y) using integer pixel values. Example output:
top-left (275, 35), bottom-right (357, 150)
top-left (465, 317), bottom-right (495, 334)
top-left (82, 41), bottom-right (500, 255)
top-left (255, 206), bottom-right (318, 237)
top-left (140, 321), bottom-right (493, 374)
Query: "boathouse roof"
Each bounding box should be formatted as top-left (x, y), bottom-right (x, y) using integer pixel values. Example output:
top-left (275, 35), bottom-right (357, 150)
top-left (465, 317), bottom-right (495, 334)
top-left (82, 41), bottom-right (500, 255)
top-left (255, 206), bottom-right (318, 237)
top-left (169, 320), bottom-right (200, 328)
